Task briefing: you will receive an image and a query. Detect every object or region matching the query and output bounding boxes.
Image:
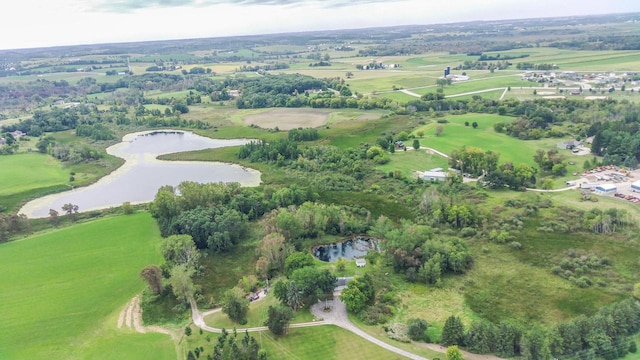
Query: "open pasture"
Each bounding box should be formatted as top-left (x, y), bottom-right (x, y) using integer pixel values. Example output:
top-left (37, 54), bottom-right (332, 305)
top-left (243, 108), bottom-right (332, 130)
top-left (0, 153), bottom-right (69, 196)
top-left (377, 149), bottom-right (449, 178)
top-left (0, 213), bottom-right (169, 359)
top-left (414, 114), bottom-right (559, 166)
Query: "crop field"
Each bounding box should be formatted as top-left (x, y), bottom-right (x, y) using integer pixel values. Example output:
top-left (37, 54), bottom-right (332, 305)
top-left (243, 108), bottom-right (332, 130)
top-left (0, 213), bottom-right (170, 359)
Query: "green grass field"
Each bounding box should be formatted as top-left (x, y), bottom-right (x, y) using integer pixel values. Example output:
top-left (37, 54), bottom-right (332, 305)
top-left (377, 149), bottom-right (449, 178)
top-left (414, 114), bottom-right (560, 166)
top-left (204, 293), bottom-right (314, 329)
top-left (0, 153), bottom-right (69, 196)
top-left (184, 325), bottom-right (422, 360)
top-left (0, 213), bottom-right (173, 359)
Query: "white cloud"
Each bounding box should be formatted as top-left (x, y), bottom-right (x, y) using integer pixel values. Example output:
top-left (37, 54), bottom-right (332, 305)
top-left (0, 0), bottom-right (638, 50)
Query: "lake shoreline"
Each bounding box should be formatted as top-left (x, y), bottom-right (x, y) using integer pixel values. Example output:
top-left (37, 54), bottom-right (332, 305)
top-left (19, 130), bottom-right (261, 218)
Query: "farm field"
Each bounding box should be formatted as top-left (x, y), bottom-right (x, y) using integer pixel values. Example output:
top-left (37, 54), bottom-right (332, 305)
top-left (0, 213), bottom-right (171, 359)
top-left (0, 153), bottom-right (69, 196)
top-left (414, 113), bottom-right (559, 166)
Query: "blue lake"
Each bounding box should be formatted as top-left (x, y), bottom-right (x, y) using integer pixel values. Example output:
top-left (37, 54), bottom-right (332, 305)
top-left (19, 130), bottom-right (261, 218)
top-left (313, 237), bottom-right (378, 262)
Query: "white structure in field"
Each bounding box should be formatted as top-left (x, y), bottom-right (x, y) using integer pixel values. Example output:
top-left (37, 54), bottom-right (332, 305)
top-left (595, 184), bottom-right (617, 195)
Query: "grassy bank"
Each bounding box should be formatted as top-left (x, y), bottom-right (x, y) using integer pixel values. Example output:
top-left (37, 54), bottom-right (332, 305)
top-left (0, 213), bottom-right (171, 359)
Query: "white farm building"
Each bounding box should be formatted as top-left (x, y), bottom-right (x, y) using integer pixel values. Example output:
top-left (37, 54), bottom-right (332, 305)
top-left (595, 184), bottom-right (617, 195)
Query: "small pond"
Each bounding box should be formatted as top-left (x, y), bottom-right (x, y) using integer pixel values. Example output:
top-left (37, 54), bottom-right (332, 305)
top-left (313, 236), bottom-right (378, 262)
top-left (19, 130), bottom-right (261, 218)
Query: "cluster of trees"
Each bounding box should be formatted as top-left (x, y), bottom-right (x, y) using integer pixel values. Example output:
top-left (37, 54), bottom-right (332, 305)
top-left (149, 182), bottom-right (317, 241)
top-left (237, 139), bottom-right (299, 165)
top-left (448, 146), bottom-right (499, 177)
top-left (0, 213), bottom-right (29, 242)
top-left (478, 53), bottom-right (529, 61)
top-left (370, 217), bottom-right (473, 285)
top-left (440, 298), bottom-right (640, 360)
top-left (138, 234), bottom-right (201, 313)
top-left (35, 135), bottom-right (103, 163)
top-left (187, 328), bottom-right (267, 360)
top-left (515, 62), bottom-right (557, 70)
top-left (455, 60), bottom-right (511, 71)
top-left (273, 267), bottom-right (336, 311)
top-left (228, 73), bottom-right (395, 110)
top-left (589, 118), bottom-right (640, 167)
top-left (74, 123), bottom-right (114, 141)
top-left (533, 149), bottom-right (567, 176)
top-left (237, 63), bottom-right (289, 72)
top-left (287, 128), bottom-right (318, 142)
top-left (483, 162), bottom-right (537, 190)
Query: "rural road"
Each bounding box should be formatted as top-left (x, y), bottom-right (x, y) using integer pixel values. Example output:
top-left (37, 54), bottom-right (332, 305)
top-left (188, 285), bottom-right (433, 360)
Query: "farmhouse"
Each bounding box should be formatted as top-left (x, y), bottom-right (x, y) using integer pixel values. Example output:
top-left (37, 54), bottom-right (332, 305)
top-left (355, 258), bottom-right (366, 268)
top-left (595, 184), bottom-right (617, 195)
top-left (557, 139), bottom-right (582, 150)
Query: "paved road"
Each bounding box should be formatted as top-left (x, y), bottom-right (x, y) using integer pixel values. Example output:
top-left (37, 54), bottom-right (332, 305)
top-left (190, 281), bottom-right (429, 360)
top-left (445, 87), bottom-right (507, 98)
top-left (310, 295), bottom-right (429, 360)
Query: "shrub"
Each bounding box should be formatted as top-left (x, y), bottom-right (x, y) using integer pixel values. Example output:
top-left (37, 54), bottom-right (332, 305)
top-left (460, 227), bottom-right (477, 237)
top-left (510, 241), bottom-right (522, 250)
top-left (386, 323), bottom-right (410, 342)
top-left (407, 318), bottom-right (429, 342)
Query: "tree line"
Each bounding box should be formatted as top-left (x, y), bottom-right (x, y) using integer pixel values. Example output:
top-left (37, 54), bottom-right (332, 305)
top-left (439, 298), bottom-right (640, 360)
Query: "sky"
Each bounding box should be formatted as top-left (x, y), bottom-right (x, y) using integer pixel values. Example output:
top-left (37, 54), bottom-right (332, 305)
top-left (1, 0), bottom-right (639, 50)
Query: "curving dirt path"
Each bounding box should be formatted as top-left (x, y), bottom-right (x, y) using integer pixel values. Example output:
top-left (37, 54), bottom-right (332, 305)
top-left (118, 296), bottom-right (175, 339)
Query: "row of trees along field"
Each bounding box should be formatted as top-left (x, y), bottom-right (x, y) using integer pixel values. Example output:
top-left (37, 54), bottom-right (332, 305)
top-left (439, 299), bottom-right (640, 359)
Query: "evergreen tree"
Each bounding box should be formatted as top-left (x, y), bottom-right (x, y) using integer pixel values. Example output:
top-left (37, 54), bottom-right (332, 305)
top-left (495, 322), bottom-right (522, 358)
top-left (465, 321), bottom-right (496, 354)
top-left (441, 315), bottom-right (465, 346)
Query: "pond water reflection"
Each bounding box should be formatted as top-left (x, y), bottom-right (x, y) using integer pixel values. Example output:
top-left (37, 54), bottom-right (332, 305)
top-left (313, 236), bottom-right (378, 262)
top-left (19, 130), bottom-right (261, 218)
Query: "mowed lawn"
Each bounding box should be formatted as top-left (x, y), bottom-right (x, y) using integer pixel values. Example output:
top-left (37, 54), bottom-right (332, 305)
top-left (0, 153), bottom-right (69, 195)
top-left (0, 213), bottom-right (173, 359)
top-left (259, 325), bottom-right (404, 360)
top-left (415, 114), bottom-right (557, 166)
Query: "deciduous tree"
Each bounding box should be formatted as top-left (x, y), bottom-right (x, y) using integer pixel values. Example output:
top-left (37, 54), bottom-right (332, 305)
top-left (139, 265), bottom-right (163, 294)
top-left (265, 305), bottom-right (294, 335)
top-left (168, 264), bottom-right (196, 304)
top-left (222, 287), bottom-right (249, 323)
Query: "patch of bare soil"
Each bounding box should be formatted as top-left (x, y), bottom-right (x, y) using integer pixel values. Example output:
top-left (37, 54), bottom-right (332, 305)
top-left (243, 108), bottom-right (331, 130)
top-left (118, 296), bottom-right (175, 339)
